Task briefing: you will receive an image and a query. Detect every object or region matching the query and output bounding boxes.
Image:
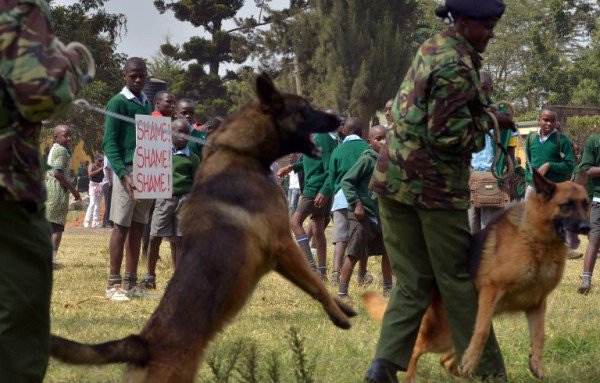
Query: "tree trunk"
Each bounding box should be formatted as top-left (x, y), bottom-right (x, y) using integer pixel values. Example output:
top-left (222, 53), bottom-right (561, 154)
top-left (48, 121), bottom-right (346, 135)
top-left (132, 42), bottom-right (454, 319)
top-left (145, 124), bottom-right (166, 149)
top-left (293, 53), bottom-right (303, 96)
top-left (209, 20), bottom-right (222, 76)
top-left (359, 105), bottom-right (377, 139)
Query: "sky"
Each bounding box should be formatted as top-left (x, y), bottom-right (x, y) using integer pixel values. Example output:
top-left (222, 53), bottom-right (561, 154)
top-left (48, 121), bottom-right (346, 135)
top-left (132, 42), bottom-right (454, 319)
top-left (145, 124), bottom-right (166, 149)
top-left (54, 0), bottom-right (288, 73)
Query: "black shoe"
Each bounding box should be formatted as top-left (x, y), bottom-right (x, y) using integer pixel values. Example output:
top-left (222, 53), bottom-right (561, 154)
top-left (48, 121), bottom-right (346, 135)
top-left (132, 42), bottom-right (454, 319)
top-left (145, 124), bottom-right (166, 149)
top-left (364, 358), bottom-right (401, 383)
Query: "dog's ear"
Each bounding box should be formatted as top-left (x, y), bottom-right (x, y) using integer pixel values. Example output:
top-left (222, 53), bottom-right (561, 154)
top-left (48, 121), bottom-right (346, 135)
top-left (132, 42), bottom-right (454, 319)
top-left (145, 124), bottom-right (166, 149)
top-left (532, 167), bottom-right (556, 199)
top-left (574, 167), bottom-right (588, 186)
top-left (256, 73), bottom-right (284, 114)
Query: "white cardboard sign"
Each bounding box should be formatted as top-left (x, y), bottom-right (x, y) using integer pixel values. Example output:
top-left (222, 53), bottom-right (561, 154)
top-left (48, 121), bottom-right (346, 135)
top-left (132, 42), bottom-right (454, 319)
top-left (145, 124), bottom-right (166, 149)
top-left (133, 114), bottom-right (172, 199)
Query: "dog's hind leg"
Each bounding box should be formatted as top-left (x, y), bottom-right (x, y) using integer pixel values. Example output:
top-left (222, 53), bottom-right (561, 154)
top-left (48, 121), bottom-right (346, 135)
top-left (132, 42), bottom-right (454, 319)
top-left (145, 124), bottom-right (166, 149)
top-left (459, 286), bottom-right (504, 377)
top-left (526, 299), bottom-right (547, 379)
top-left (275, 238), bottom-right (356, 328)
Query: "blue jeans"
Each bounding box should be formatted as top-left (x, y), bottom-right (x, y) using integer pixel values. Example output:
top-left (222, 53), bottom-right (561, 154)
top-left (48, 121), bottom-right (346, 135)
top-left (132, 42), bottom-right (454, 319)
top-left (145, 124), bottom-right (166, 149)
top-left (288, 188), bottom-right (300, 216)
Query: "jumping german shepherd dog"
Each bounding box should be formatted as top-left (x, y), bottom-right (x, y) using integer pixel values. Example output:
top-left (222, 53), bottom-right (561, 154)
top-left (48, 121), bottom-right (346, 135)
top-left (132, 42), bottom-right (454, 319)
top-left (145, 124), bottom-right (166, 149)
top-left (50, 74), bottom-right (356, 382)
top-left (363, 169), bottom-right (590, 382)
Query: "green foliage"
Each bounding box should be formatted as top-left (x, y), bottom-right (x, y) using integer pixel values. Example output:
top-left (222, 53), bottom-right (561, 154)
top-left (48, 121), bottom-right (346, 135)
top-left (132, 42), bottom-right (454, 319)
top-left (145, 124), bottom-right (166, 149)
top-left (483, 0), bottom-right (600, 110)
top-left (48, 0), bottom-right (126, 156)
top-left (310, 0), bottom-right (419, 125)
top-left (153, 0), bottom-right (252, 119)
top-left (566, 115), bottom-right (600, 146)
top-left (202, 327), bottom-right (317, 383)
top-left (147, 38), bottom-right (186, 96)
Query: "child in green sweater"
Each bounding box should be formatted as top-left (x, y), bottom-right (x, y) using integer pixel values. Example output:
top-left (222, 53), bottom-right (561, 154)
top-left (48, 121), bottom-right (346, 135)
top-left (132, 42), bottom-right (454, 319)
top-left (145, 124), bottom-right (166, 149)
top-left (326, 117), bottom-right (370, 285)
top-left (102, 57), bottom-right (153, 301)
top-left (143, 119), bottom-right (200, 289)
top-left (525, 109), bottom-right (574, 198)
top-left (338, 125), bottom-right (393, 299)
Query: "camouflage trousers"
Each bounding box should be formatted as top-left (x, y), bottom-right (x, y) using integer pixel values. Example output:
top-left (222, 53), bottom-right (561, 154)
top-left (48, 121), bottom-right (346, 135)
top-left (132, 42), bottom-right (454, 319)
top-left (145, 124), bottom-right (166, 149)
top-left (374, 197), bottom-right (506, 378)
top-left (0, 201), bottom-right (52, 383)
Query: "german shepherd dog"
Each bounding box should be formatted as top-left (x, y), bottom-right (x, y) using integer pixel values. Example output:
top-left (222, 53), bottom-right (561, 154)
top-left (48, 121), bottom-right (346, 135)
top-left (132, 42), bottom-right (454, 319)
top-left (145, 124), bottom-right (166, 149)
top-left (363, 169), bottom-right (590, 382)
top-left (50, 74), bottom-right (356, 382)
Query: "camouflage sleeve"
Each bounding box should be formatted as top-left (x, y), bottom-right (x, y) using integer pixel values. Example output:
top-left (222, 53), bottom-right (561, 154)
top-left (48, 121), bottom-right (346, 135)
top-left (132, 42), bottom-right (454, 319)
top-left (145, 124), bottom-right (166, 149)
top-left (426, 63), bottom-right (487, 156)
top-left (0, 0), bottom-right (79, 123)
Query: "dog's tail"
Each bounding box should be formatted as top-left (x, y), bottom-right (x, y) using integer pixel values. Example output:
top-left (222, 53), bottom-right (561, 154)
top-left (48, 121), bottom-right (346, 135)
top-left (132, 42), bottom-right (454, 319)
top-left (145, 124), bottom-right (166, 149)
top-left (361, 292), bottom-right (389, 323)
top-left (51, 334), bottom-right (149, 365)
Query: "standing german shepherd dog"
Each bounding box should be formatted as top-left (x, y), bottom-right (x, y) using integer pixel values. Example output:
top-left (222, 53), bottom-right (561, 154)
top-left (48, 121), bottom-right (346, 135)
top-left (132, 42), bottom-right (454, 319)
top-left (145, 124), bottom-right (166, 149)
top-left (363, 169), bottom-right (590, 383)
top-left (50, 74), bottom-right (356, 382)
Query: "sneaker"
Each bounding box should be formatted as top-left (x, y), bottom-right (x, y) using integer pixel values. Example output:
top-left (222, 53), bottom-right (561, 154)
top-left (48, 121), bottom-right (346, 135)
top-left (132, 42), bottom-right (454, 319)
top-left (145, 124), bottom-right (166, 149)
top-left (358, 273), bottom-right (374, 287)
top-left (92, 221), bottom-right (100, 228)
top-left (83, 221), bottom-right (90, 228)
top-left (567, 251), bottom-right (584, 260)
top-left (106, 284), bottom-right (130, 302)
top-left (330, 270), bottom-right (340, 287)
top-left (336, 292), bottom-right (352, 303)
top-left (578, 278), bottom-right (591, 295)
top-left (127, 284), bottom-right (159, 299)
top-left (140, 275), bottom-right (156, 290)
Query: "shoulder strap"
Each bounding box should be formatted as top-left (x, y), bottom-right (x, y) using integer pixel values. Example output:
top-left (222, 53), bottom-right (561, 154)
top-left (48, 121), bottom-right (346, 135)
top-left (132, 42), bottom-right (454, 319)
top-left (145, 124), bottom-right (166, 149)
top-left (556, 130), bottom-right (565, 159)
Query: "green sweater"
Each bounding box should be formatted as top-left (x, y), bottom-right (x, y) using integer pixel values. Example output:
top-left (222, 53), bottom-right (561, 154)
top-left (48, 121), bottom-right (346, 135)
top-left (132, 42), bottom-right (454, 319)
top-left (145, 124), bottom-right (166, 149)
top-left (525, 130), bottom-right (574, 184)
top-left (188, 129), bottom-right (207, 161)
top-left (341, 148), bottom-right (379, 217)
top-left (102, 92), bottom-right (152, 178)
top-left (323, 137), bottom-right (370, 198)
top-left (291, 133), bottom-right (337, 199)
top-left (579, 134), bottom-right (600, 200)
top-left (172, 150), bottom-right (200, 196)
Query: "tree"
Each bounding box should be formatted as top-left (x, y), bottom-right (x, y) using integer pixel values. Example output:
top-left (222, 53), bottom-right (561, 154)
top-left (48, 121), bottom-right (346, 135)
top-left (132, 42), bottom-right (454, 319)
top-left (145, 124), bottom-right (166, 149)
top-left (147, 38), bottom-right (186, 97)
top-left (48, 0), bottom-right (126, 156)
top-left (153, 0), bottom-right (253, 119)
top-left (310, 0), bottom-right (419, 129)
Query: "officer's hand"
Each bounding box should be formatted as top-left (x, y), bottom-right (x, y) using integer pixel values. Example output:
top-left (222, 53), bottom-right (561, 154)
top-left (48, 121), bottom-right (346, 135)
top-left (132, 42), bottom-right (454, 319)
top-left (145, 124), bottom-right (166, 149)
top-left (354, 202), bottom-right (365, 221)
top-left (314, 193), bottom-right (329, 208)
top-left (277, 165), bottom-right (292, 179)
top-left (538, 163), bottom-right (550, 176)
top-left (123, 174), bottom-right (136, 200)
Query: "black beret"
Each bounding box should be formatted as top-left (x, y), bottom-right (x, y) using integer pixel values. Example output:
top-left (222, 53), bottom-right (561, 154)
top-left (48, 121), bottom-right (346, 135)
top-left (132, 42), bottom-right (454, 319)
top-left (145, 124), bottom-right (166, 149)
top-left (446, 0), bottom-right (506, 20)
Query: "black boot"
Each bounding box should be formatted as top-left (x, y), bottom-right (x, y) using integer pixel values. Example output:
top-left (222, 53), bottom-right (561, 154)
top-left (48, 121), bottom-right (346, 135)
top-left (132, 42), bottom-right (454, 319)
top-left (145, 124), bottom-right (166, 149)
top-left (364, 358), bottom-right (401, 383)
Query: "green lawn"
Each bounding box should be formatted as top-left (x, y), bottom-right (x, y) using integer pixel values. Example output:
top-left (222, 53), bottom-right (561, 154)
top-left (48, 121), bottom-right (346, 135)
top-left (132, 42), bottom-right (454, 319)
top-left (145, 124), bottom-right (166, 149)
top-left (46, 226), bottom-right (600, 382)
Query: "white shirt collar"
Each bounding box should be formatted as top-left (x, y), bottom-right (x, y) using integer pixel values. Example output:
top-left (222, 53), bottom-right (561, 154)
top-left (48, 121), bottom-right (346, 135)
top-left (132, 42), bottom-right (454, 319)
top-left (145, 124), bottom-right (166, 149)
top-left (173, 146), bottom-right (190, 157)
top-left (120, 86), bottom-right (149, 106)
top-left (343, 134), bottom-right (362, 143)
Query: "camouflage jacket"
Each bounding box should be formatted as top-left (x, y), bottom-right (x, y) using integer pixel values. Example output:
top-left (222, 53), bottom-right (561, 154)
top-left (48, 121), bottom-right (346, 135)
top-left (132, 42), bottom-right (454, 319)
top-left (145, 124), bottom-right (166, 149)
top-left (0, 0), bottom-right (79, 202)
top-left (370, 27), bottom-right (489, 210)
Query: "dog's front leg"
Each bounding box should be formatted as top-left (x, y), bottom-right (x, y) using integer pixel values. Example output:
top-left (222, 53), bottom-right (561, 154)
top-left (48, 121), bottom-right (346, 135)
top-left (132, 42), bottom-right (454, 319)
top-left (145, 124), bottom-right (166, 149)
top-left (460, 287), bottom-right (504, 377)
top-left (275, 239), bottom-right (356, 328)
top-left (526, 299), bottom-right (547, 379)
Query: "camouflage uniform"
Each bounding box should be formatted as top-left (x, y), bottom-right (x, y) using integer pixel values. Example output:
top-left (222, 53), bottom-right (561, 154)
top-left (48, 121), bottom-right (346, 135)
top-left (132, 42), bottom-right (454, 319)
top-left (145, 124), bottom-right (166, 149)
top-left (368, 27), bottom-right (505, 378)
top-left (0, 1), bottom-right (79, 381)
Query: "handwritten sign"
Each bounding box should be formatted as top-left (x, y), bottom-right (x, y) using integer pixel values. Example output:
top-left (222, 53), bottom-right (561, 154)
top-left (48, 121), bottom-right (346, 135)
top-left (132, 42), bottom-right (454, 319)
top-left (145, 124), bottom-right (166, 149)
top-left (133, 114), bottom-right (172, 199)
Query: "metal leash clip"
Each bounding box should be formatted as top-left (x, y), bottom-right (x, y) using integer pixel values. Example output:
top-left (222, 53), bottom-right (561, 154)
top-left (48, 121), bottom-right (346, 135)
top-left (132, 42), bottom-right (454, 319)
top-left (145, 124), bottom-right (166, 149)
top-left (56, 40), bottom-right (96, 84)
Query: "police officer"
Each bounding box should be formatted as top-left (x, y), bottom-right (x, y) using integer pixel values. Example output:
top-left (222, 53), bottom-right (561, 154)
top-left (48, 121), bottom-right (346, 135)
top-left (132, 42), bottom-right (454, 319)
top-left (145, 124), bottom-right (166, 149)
top-left (365, 1), bottom-right (512, 382)
top-left (0, 1), bottom-right (80, 381)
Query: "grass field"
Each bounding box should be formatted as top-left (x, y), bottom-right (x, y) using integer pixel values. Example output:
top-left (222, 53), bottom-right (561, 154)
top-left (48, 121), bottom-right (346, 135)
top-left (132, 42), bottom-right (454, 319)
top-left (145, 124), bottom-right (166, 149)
top-left (46, 224), bottom-right (600, 383)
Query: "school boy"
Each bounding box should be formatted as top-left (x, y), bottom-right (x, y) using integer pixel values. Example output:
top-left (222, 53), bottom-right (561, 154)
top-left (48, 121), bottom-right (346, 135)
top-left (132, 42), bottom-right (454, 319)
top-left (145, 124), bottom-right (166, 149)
top-left (323, 117), bottom-right (370, 285)
top-left (338, 125), bottom-right (393, 299)
top-left (175, 98), bottom-right (206, 159)
top-left (152, 90), bottom-right (175, 118)
top-left (578, 134), bottom-right (600, 294)
top-left (102, 57), bottom-right (153, 301)
top-left (525, 108), bottom-right (574, 198)
top-left (142, 119), bottom-right (200, 289)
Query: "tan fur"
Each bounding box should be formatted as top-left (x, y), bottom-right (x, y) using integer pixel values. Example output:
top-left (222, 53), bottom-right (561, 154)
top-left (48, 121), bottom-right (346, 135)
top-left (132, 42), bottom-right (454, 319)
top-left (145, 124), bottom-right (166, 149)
top-left (363, 171), bottom-right (590, 382)
top-left (50, 75), bottom-right (356, 382)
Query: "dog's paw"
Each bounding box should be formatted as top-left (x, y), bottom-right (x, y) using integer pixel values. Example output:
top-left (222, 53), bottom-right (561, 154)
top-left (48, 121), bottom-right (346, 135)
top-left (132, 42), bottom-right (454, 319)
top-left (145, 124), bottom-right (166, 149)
top-left (529, 353), bottom-right (545, 379)
top-left (334, 297), bottom-right (357, 318)
top-left (459, 348), bottom-right (480, 377)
